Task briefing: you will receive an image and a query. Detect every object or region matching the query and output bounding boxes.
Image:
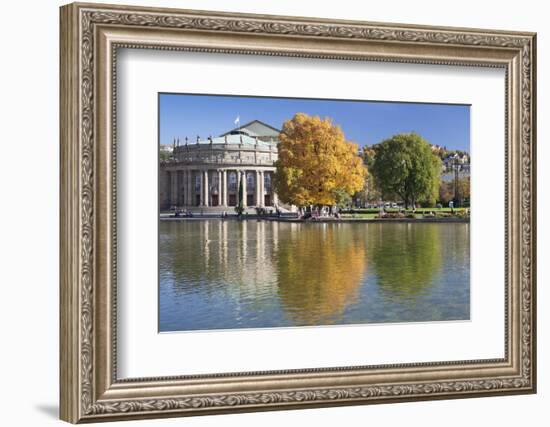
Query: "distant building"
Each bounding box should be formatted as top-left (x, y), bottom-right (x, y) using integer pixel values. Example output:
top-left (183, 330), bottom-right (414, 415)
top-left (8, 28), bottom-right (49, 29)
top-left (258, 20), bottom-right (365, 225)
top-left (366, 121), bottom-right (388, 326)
top-left (160, 120), bottom-right (280, 211)
top-left (443, 152), bottom-right (470, 172)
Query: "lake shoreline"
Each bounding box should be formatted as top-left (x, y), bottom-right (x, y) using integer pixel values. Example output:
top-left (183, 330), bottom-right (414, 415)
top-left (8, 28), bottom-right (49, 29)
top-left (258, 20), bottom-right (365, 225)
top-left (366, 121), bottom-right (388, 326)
top-left (160, 216), bottom-right (469, 224)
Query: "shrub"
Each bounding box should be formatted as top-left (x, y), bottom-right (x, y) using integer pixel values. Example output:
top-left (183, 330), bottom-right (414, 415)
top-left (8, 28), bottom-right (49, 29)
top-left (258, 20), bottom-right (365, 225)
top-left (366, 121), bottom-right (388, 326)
top-left (377, 212), bottom-right (405, 219)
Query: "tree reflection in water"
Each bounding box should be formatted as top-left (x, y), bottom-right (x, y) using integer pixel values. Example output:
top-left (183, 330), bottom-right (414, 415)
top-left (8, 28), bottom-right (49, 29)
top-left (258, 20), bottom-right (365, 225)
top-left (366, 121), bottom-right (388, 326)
top-left (275, 224), bottom-right (366, 325)
top-left (369, 223), bottom-right (443, 304)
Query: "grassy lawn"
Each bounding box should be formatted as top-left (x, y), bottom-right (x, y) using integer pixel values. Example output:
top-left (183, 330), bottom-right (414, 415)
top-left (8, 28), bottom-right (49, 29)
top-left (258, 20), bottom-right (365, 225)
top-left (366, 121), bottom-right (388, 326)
top-left (345, 207), bottom-right (468, 214)
top-left (407, 207), bottom-right (468, 213)
top-left (340, 207), bottom-right (469, 220)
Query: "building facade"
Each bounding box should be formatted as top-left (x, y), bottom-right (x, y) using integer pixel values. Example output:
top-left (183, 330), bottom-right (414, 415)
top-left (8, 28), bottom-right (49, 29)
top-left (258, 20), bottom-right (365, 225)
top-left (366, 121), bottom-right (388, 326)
top-left (160, 120), bottom-right (280, 211)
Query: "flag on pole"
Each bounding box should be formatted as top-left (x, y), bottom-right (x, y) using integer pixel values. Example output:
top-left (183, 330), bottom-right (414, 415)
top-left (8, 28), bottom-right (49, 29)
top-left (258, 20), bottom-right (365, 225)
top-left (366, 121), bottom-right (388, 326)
top-left (234, 115), bottom-right (240, 126)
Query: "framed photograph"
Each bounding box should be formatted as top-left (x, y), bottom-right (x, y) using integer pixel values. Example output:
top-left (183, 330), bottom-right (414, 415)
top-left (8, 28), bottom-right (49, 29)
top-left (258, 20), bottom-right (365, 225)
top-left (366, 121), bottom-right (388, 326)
top-left (60, 2), bottom-right (537, 423)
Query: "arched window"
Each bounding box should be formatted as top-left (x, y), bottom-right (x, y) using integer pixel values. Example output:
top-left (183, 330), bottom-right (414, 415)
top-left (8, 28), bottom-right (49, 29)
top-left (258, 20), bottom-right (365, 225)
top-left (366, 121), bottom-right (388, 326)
top-left (211, 174), bottom-right (219, 194)
top-left (264, 173), bottom-right (272, 192)
top-left (246, 172), bottom-right (255, 192)
top-left (228, 172), bottom-right (237, 192)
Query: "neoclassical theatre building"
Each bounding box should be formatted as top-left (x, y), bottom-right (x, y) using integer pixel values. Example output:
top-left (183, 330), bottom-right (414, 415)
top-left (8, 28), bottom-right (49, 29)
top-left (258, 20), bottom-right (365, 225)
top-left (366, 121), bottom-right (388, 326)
top-left (160, 120), bottom-right (281, 212)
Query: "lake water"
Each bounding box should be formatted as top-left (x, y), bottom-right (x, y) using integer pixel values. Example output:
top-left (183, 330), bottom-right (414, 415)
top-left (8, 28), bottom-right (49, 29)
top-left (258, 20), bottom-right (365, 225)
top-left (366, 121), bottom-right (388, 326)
top-left (159, 220), bottom-right (470, 332)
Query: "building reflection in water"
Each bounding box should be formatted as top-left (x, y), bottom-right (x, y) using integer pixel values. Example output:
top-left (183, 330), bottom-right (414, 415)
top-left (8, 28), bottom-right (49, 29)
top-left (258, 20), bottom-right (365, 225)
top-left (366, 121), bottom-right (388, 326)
top-left (159, 220), bottom-right (470, 331)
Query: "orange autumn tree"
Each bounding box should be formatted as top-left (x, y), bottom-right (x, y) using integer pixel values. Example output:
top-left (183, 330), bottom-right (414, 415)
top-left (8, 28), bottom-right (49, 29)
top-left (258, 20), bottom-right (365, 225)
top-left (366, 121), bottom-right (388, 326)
top-left (274, 113), bottom-right (367, 209)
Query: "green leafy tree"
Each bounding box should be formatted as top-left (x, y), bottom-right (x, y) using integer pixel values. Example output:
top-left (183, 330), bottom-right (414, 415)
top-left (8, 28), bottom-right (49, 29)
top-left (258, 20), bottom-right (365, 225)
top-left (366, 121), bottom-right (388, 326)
top-left (360, 146), bottom-right (381, 204)
top-left (439, 177), bottom-right (470, 206)
top-left (458, 176), bottom-right (471, 206)
top-left (361, 145), bottom-right (376, 168)
top-left (331, 188), bottom-right (352, 209)
top-left (371, 133), bottom-right (441, 208)
top-left (159, 148), bottom-right (173, 162)
top-left (439, 181), bottom-right (454, 205)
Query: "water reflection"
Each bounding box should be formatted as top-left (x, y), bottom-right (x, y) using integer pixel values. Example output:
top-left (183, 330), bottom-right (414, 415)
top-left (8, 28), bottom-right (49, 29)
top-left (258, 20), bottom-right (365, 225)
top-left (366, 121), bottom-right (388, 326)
top-left (159, 220), bottom-right (470, 331)
top-left (369, 224), bottom-right (442, 303)
top-left (276, 224), bottom-right (366, 325)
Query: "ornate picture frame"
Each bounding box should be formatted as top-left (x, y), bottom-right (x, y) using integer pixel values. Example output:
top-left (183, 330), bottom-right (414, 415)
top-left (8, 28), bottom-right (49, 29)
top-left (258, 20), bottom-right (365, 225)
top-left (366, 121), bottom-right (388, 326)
top-left (60, 2), bottom-right (536, 423)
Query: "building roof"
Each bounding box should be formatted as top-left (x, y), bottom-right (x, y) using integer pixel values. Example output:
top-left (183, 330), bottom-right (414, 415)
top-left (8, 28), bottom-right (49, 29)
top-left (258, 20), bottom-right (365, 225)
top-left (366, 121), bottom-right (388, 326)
top-left (220, 119), bottom-right (281, 138)
top-left (171, 120), bottom-right (280, 148)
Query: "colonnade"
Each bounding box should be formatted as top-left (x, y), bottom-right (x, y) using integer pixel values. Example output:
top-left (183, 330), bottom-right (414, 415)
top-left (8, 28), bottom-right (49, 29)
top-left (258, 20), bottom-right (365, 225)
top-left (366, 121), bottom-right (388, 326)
top-left (167, 168), bottom-right (277, 208)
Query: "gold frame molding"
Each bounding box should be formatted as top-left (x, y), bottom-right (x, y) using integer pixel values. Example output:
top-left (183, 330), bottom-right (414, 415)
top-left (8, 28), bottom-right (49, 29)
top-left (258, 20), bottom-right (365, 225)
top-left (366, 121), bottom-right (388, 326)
top-left (60, 2), bottom-right (537, 423)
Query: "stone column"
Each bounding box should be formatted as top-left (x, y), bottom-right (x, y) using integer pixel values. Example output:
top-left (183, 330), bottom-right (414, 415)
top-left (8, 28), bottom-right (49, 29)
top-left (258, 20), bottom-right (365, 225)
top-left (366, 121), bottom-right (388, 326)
top-left (260, 170), bottom-right (264, 207)
top-left (187, 170), bottom-right (192, 206)
top-left (185, 170), bottom-right (191, 207)
top-left (188, 170), bottom-right (192, 207)
top-left (178, 171), bottom-right (183, 205)
top-left (242, 170), bottom-right (247, 207)
top-left (203, 170), bottom-right (209, 207)
top-left (200, 171), bottom-right (204, 206)
top-left (190, 170), bottom-right (194, 206)
top-left (182, 169), bottom-right (187, 206)
top-left (184, 170), bottom-right (190, 206)
top-left (194, 171), bottom-right (198, 206)
top-left (170, 171), bottom-right (178, 206)
top-left (236, 169), bottom-right (241, 196)
top-left (217, 170), bottom-right (222, 207)
top-left (175, 171), bottom-right (179, 205)
top-left (255, 170), bottom-right (261, 207)
top-left (259, 170), bottom-right (265, 207)
top-left (199, 170), bottom-right (204, 206)
top-left (222, 169), bottom-right (228, 206)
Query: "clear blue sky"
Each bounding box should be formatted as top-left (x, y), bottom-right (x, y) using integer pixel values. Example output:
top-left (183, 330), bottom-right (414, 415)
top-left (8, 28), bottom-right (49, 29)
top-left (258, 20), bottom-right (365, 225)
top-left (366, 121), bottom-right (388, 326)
top-left (159, 93), bottom-right (470, 152)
